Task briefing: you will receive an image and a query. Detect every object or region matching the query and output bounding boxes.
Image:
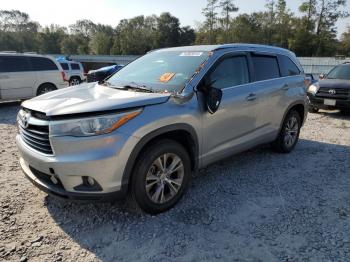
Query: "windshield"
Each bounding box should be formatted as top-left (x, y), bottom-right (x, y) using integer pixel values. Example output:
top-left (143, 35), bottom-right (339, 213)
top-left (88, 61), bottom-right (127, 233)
top-left (107, 50), bottom-right (210, 92)
top-left (327, 65), bottom-right (350, 80)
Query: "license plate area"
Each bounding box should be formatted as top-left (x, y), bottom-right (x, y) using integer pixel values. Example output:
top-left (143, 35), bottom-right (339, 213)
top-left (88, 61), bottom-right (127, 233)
top-left (324, 99), bottom-right (336, 106)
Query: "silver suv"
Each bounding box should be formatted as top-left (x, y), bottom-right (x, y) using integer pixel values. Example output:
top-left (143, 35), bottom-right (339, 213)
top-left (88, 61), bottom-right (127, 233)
top-left (16, 44), bottom-right (308, 214)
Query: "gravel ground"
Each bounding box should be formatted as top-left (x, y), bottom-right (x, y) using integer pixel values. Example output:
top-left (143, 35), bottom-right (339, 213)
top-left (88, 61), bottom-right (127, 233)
top-left (1, 102), bottom-right (350, 262)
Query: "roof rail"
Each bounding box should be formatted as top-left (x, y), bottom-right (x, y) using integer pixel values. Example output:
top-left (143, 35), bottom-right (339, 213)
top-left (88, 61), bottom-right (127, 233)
top-left (24, 52), bottom-right (37, 54)
top-left (1, 51), bottom-right (17, 53)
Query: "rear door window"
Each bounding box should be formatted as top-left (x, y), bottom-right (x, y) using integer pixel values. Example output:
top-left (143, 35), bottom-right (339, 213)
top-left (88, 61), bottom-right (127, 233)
top-left (208, 55), bottom-right (250, 89)
top-left (251, 54), bottom-right (280, 81)
top-left (280, 55), bottom-right (301, 76)
top-left (29, 57), bottom-right (58, 71)
top-left (71, 63), bottom-right (80, 70)
top-left (0, 56), bottom-right (31, 73)
top-left (60, 63), bottom-right (69, 70)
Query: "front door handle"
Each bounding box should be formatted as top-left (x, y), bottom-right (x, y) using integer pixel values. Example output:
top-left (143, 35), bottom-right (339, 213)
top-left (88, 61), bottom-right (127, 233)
top-left (246, 93), bottom-right (257, 101)
top-left (0, 75), bottom-right (9, 79)
top-left (282, 84), bottom-right (289, 90)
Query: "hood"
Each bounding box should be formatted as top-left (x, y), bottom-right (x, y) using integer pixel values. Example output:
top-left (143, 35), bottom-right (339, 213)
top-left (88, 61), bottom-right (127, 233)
top-left (319, 79), bottom-right (350, 89)
top-left (22, 82), bottom-right (170, 116)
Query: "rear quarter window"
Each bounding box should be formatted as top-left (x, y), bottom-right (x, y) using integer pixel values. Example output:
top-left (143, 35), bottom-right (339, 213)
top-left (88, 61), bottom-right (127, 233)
top-left (0, 56), bottom-right (31, 73)
top-left (280, 55), bottom-right (301, 76)
top-left (251, 54), bottom-right (280, 81)
top-left (29, 57), bottom-right (58, 71)
top-left (70, 63), bottom-right (80, 70)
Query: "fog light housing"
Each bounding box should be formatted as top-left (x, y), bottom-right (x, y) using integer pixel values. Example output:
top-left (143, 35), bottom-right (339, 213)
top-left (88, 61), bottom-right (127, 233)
top-left (73, 176), bottom-right (103, 192)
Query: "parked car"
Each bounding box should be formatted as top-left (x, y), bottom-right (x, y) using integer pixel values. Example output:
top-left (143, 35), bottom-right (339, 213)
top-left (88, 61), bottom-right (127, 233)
top-left (0, 52), bottom-right (68, 101)
top-left (305, 73), bottom-right (317, 87)
top-left (307, 62), bottom-right (350, 113)
top-left (16, 44), bottom-right (308, 214)
top-left (57, 58), bottom-right (85, 86)
top-left (86, 64), bottom-right (124, 83)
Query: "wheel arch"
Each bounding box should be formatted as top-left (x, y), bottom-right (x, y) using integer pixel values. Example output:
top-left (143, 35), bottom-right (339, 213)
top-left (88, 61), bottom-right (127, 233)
top-left (279, 101), bottom-right (307, 132)
top-left (121, 124), bottom-right (199, 194)
top-left (69, 75), bottom-right (81, 81)
top-left (36, 82), bottom-right (57, 96)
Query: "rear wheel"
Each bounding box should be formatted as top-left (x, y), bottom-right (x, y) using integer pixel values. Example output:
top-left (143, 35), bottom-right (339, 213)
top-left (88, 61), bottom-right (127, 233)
top-left (129, 139), bottom-right (191, 214)
top-left (69, 77), bottom-right (81, 86)
top-left (36, 83), bottom-right (56, 96)
top-left (272, 110), bottom-right (301, 153)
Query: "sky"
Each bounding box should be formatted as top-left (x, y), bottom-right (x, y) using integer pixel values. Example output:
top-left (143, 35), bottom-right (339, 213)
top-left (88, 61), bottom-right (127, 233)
top-left (1, 0), bottom-right (349, 36)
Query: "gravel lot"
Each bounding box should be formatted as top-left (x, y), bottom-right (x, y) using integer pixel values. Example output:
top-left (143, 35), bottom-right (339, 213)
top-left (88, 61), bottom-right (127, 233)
top-left (1, 102), bottom-right (350, 262)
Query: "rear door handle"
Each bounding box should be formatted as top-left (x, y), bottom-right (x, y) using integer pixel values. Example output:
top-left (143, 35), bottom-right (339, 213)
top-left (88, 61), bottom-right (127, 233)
top-left (0, 75), bottom-right (9, 79)
top-left (246, 93), bottom-right (257, 101)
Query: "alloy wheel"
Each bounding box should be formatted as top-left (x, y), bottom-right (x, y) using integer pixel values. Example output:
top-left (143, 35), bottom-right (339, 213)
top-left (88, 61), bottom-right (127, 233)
top-left (145, 153), bottom-right (184, 204)
top-left (284, 116), bottom-right (299, 148)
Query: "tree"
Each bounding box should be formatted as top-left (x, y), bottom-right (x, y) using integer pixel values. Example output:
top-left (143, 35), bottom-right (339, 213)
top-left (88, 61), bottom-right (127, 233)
top-left (0, 10), bottom-right (39, 52)
top-left (156, 12), bottom-right (181, 48)
top-left (90, 31), bottom-right (112, 55)
top-left (275, 0), bottom-right (293, 48)
top-left (179, 26), bottom-right (196, 46)
top-left (69, 19), bottom-right (96, 38)
top-left (219, 0), bottom-right (238, 42)
top-left (339, 27), bottom-right (350, 55)
top-left (111, 15), bottom-right (157, 55)
top-left (202, 0), bottom-right (220, 44)
top-left (37, 25), bottom-right (66, 54)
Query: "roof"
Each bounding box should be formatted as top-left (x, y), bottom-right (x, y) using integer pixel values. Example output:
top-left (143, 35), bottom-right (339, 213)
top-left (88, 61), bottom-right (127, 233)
top-left (155, 43), bottom-right (295, 56)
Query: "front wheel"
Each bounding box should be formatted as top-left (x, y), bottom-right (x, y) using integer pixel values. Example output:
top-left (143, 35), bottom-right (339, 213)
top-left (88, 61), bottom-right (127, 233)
top-left (272, 110), bottom-right (301, 153)
top-left (129, 139), bottom-right (191, 214)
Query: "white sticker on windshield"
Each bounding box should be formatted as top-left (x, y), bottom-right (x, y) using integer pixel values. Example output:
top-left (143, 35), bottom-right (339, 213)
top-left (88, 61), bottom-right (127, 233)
top-left (180, 52), bottom-right (203, 57)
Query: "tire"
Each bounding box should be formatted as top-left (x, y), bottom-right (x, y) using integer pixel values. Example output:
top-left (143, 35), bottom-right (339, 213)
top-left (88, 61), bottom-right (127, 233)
top-left (272, 110), bottom-right (301, 153)
top-left (128, 139), bottom-right (191, 214)
top-left (308, 106), bottom-right (319, 113)
top-left (69, 77), bottom-right (81, 86)
top-left (36, 83), bottom-right (57, 96)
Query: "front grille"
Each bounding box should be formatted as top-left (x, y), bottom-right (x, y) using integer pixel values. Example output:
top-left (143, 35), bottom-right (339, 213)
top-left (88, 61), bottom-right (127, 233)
top-left (316, 87), bottom-right (350, 100)
top-left (18, 111), bottom-right (53, 155)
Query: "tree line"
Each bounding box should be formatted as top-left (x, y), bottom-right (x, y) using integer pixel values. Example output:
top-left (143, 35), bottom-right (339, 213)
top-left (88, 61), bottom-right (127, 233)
top-left (0, 0), bottom-right (349, 57)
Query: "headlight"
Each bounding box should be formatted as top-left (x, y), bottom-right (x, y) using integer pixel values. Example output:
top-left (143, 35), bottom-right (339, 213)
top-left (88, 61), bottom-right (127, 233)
top-left (50, 109), bottom-right (142, 137)
top-left (307, 83), bottom-right (319, 95)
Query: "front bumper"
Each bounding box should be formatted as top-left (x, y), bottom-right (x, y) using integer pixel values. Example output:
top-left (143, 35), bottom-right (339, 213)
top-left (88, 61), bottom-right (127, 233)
top-left (16, 131), bottom-right (140, 201)
top-left (20, 158), bottom-right (124, 200)
top-left (308, 94), bottom-right (350, 110)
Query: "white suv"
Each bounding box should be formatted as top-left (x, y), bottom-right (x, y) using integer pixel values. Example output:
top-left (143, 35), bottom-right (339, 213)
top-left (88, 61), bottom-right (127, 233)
top-left (0, 52), bottom-right (68, 101)
top-left (57, 59), bottom-right (86, 86)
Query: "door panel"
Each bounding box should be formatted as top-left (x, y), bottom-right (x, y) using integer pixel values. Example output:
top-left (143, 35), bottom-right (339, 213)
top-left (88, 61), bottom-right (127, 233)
top-left (0, 56), bottom-right (36, 99)
top-left (200, 54), bottom-right (260, 165)
top-left (202, 83), bottom-right (261, 164)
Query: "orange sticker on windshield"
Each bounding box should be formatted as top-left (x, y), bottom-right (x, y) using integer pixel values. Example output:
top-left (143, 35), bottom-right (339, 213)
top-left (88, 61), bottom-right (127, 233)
top-left (159, 72), bottom-right (175, 83)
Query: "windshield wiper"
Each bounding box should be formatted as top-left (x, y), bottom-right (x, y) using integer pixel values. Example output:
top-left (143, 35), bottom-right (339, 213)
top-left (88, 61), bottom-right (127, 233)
top-left (122, 82), bottom-right (155, 93)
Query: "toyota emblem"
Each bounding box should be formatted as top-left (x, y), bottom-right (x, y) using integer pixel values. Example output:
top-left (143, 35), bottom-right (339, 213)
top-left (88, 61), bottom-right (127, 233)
top-left (329, 89), bottom-right (336, 95)
top-left (22, 113), bottom-right (31, 128)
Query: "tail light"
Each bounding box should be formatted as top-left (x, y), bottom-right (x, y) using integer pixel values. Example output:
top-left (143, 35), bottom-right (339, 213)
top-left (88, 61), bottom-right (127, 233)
top-left (61, 71), bottom-right (67, 82)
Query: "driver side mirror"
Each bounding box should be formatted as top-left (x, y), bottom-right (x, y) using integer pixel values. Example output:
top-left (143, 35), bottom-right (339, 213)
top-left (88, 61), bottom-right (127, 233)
top-left (206, 87), bottom-right (222, 114)
top-left (200, 77), bottom-right (222, 114)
